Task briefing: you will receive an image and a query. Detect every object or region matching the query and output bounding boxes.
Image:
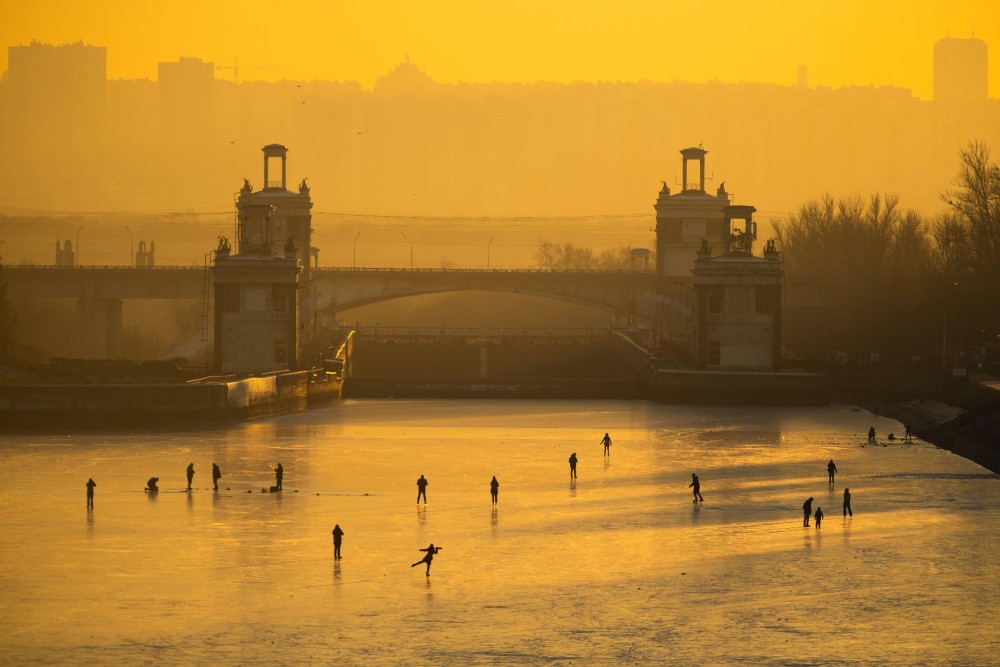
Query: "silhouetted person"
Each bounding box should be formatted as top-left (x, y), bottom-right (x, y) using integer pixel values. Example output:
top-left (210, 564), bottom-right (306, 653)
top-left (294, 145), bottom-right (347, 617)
top-left (887, 432), bottom-right (896, 441)
top-left (332, 524), bottom-right (344, 560)
top-left (411, 543), bottom-right (442, 575)
top-left (904, 423), bottom-right (912, 443)
top-left (146, 477), bottom-right (159, 493)
top-left (689, 473), bottom-right (704, 502)
top-left (186, 462), bottom-right (195, 491)
top-left (212, 463), bottom-right (222, 491)
top-left (601, 432), bottom-right (612, 455)
top-left (568, 452), bottom-right (578, 478)
top-left (827, 459), bottom-right (838, 484)
top-left (803, 496), bottom-right (813, 526)
top-left (86, 478), bottom-right (96, 508)
top-left (416, 474), bottom-right (428, 504)
top-left (867, 426), bottom-right (876, 443)
top-left (274, 463), bottom-right (283, 491)
top-left (814, 506), bottom-right (824, 529)
top-left (843, 488), bottom-right (853, 517)
top-left (490, 476), bottom-right (499, 505)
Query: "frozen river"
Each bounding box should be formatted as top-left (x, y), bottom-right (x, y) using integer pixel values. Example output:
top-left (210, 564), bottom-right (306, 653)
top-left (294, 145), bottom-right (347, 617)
top-left (1, 399), bottom-right (998, 665)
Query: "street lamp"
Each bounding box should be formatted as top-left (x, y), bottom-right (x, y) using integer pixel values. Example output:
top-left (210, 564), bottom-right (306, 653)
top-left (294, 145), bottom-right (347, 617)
top-left (942, 281), bottom-right (959, 368)
top-left (353, 231), bottom-right (361, 268)
top-left (400, 231), bottom-right (413, 269)
top-left (126, 226), bottom-right (134, 267)
top-left (75, 225), bottom-right (84, 267)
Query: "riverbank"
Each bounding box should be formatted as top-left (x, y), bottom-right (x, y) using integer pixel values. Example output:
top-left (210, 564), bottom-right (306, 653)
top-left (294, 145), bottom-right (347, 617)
top-left (863, 375), bottom-right (1000, 473)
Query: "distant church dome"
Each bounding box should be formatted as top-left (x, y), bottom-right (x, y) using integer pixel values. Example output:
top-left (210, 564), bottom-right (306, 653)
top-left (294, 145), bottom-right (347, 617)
top-left (373, 55), bottom-right (437, 95)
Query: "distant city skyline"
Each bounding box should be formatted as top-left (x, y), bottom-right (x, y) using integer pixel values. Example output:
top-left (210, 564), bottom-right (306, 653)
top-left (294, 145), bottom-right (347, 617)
top-left (1, 0), bottom-right (998, 99)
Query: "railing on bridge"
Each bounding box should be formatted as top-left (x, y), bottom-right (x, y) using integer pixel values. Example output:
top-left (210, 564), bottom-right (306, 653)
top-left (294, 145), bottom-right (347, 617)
top-left (354, 326), bottom-right (616, 343)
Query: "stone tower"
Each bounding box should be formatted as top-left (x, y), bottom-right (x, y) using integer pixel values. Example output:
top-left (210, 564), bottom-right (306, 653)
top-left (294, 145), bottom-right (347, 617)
top-left (212, 145), bottom-right (311, 373)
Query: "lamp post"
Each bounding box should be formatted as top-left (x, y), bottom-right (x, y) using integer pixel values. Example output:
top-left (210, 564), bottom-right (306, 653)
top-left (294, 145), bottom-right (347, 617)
top-left (487, 236), bottom-right (494, 269)
top-left (126, 226), bottom-right (134, 267)
top-left (353, 231), bottom-right (361, 268)
top-left (942, 281), bottom-right (959, 369)
top-left (75, 226), bottom-right (84, 267)
top-left (400, 231), bottom-right (413, 269)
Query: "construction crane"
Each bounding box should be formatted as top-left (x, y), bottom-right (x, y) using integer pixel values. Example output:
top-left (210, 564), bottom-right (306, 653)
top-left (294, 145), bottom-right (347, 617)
top-left (214, 58), bottom-right (286, 84)
top-left (215, 58), bottom-right (240, 83)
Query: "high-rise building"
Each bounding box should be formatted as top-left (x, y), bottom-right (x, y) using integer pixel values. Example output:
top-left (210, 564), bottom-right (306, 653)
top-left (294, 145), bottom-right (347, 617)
top-left (2, 41), bottom-right (107, 204)
top-left (933, 37), bottom-right (988, 103)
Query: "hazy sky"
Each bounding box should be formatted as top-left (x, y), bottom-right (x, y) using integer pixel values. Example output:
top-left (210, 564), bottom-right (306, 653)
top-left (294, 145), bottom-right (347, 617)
top-left (2, 1), bottom-right (998, 99)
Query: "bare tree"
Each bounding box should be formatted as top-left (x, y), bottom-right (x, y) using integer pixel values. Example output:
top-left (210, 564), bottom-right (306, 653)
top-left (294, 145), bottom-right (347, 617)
top-left (775, 193), bottom-right (933, 357)
top-left (534, 240), bottom-right (633, 270)
top-left (942, 141), bottom-right (1000, 322)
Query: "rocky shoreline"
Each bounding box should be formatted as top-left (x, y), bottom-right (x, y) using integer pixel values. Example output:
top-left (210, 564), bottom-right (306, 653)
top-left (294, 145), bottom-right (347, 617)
top-left (864, 376), bottom-right (1000, 474)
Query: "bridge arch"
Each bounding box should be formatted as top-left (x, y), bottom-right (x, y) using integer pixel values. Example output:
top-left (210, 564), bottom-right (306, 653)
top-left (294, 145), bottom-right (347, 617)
top-left (310, 268), bottom-right (656, 323)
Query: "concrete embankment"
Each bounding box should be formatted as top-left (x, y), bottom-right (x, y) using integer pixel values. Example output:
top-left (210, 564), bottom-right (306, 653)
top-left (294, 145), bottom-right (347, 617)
top-left (864, 376), bottom-right (1000, 473)
top-left (0, 370), bottom-right (341, 430)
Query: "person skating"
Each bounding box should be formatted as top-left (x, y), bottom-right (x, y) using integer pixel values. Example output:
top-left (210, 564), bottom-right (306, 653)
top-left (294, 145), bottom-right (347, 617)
top-left (814, 506), bottom-right (824, 529)
top-left (86, 478), bottom-right (96, 508)
top-left (186, 462), bottom-right (195, 491)
top-left (411, 543), bottom-right (442, 576)
top-left (568, 453), bottom-right (578, 479)
top-left (803, 496), bottom-right (814, 526)
top-left (843, 488), bottom-right (853, 517)
top-left (689, 473), bottom-right (704, 502)
top-left (490, 476), bottom-right (499, 505)
top-left (827, 459), bottom-right (838, 484)
top-left (212, 463), bottom-right (222, 491)
top-left (601, 432), bottom-right (612, 456)
top-left (274, 463), bottom-right (283, 491)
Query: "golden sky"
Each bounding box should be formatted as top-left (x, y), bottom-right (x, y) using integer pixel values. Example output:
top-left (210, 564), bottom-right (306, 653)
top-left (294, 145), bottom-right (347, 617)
top-left (2, 0), bottom-right (998, 99)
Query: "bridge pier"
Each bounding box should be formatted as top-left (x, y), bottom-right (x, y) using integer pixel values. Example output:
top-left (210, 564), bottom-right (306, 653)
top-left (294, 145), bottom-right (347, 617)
top-left (76, 298), bottom-right (123, 359)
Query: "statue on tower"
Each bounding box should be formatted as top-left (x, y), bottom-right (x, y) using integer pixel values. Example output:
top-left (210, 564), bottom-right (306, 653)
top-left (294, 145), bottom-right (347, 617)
top-left (660, 180), bottom-right (670, 196)
top-left (241, 178), bottom-right (252, 194)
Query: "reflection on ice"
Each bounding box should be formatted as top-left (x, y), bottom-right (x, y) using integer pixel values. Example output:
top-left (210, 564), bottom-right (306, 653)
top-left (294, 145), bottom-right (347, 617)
top-left (0, 400), bottom-right (997, 665)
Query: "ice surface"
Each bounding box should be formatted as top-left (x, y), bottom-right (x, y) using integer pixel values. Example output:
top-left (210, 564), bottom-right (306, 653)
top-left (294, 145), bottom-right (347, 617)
top-left (1, 400), bottom-right (997, 665)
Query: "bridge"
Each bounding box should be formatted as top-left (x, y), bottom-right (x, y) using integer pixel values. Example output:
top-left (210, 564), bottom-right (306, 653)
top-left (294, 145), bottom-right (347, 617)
top-left (3, 264), bottom-right (657, 359)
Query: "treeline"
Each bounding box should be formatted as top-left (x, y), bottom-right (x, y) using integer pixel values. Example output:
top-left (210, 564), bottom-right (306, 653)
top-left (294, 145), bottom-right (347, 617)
top-left (774, 141), bottom-right (999, 364)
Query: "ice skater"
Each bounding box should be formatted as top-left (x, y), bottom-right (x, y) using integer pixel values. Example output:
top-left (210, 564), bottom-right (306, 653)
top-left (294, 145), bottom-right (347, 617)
top-left (814, 506), bottom-right (824, 529)
top-left (411, 543), bottom-right (442, 575)
top-left (601, 432), bottom-right (612, 456)
top-left (827, 459), bottom-right (838, 484)
top-left (689, 473), bottom-right (704, 502)
top-left (332, 524), bottom-right (344, 560)
top-left (86, 478), bottom-right (96, 508)
top-left (803, 496), bottom-right (814, 526)
top-left (867, 426), bottom-right (876, 443)
top-left (843, 488), bottom-right (853, 516)
top-left (186, 462), bottom-right (195, 491)
top-left (904, 423), bottom-right (912, 443)
top-left (146, 476), bottom-right (159, 493)
top-left (568, 452), bottom-right (578, 478)
top-left (274, 463), bottom-right (283, 491)
top-left (212, 463), bottom-right (222, 491)
top-left (416, 474), bottom-right (428, 504)
top-left (490, 476), bottom-right (499, 505)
